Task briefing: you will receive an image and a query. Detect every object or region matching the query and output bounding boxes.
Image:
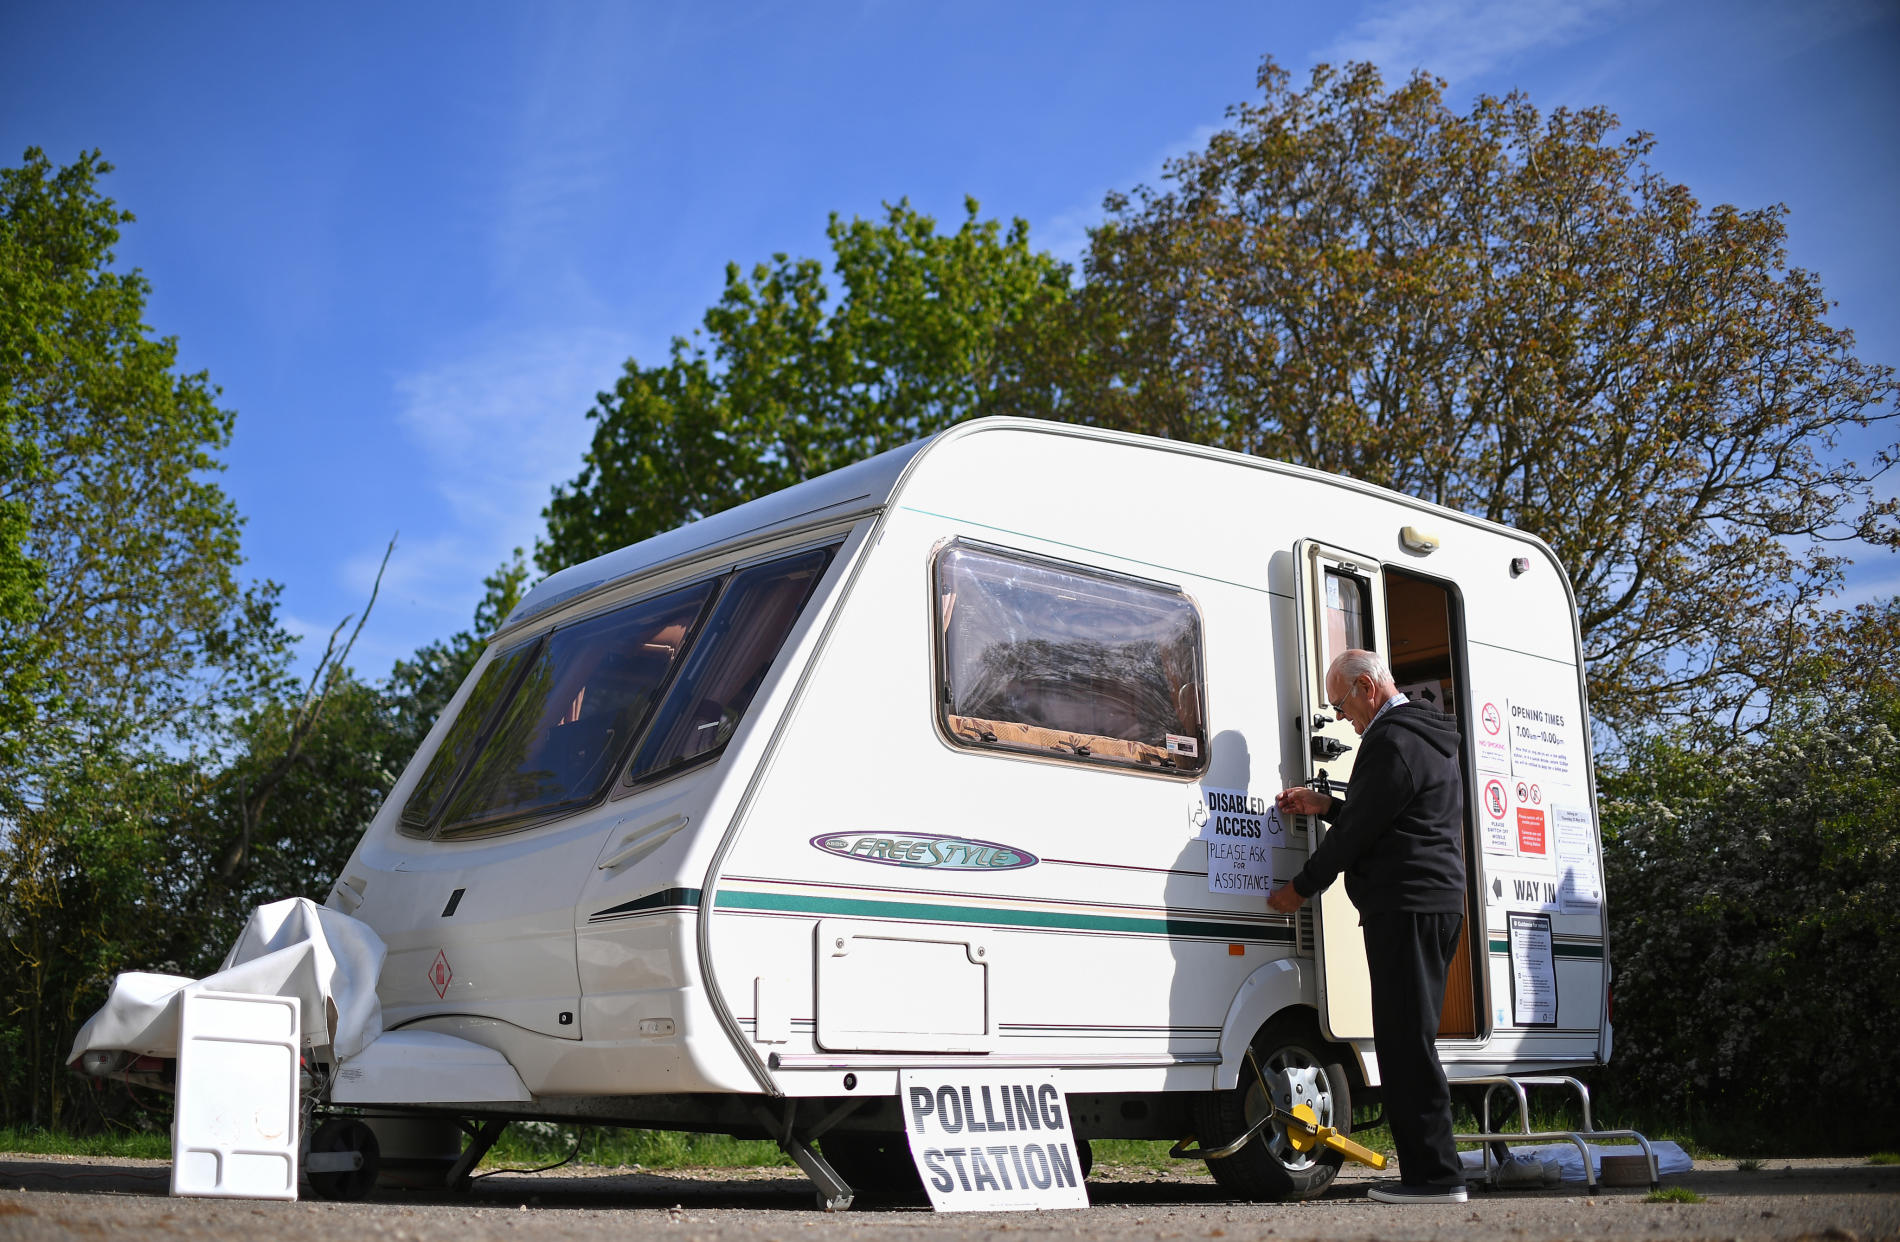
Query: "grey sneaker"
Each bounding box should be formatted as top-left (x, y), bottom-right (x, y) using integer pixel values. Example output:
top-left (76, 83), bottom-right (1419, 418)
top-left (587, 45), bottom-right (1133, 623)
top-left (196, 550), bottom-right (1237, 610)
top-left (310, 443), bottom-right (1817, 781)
top-left (1493, 1153), bottom-right (1560, 1188)
top-left (1369, 1182), bottom-right (1469, 1204)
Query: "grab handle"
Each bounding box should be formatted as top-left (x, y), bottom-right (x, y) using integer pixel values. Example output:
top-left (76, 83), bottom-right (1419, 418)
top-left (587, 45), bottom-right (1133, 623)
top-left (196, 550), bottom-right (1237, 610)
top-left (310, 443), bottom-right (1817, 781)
top-left (597, 814), bottom-right (690, 872)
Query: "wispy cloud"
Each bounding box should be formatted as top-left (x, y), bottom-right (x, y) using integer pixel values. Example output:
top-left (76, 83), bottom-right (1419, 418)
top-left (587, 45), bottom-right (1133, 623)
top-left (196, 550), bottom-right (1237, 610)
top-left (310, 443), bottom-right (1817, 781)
top-left (487, 8), bottom-right (650, 301)
top-left (362, 326), bottom-right (633, 651)
top-left (1321, 0), bottom-right (1627, 85)
top-left (1037, 123), bottom-right (1222, 270)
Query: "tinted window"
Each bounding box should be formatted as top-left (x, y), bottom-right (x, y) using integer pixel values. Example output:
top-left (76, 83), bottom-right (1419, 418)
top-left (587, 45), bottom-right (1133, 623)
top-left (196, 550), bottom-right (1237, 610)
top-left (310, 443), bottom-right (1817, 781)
top-left (399, 544), bottom-right (842, 840)
top-left (400, 638), bottom-right (539, 832)
top-left (936, 543), bottom-right (1206, 774)
top-left (433, 579), bottom-right (716, 837)
top-left (626, 546), bottom-right (835, 784)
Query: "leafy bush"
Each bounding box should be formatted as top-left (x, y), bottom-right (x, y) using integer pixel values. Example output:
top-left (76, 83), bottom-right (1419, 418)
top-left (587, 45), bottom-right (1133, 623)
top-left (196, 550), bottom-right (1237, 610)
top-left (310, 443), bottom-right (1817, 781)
top-left (1598, 683), bottom-right (1900, 1150)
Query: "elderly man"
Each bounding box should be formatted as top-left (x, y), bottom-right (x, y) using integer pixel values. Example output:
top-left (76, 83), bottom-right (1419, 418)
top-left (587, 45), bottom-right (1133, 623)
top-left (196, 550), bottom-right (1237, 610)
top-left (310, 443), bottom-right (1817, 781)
top-left (1269, 649), bottom-right (1468, 1204)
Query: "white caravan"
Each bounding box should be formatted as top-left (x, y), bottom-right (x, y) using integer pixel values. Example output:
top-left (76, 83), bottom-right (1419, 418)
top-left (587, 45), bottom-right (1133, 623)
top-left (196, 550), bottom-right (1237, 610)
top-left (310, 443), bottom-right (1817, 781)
top-left (320, 417), bottom-right (1613, 1202)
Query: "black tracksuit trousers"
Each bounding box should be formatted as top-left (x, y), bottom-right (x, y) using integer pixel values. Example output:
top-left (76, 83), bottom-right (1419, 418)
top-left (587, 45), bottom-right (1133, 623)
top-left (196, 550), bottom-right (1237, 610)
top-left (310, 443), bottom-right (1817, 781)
top-left (1362, 910), bottom-right (1466, 1188)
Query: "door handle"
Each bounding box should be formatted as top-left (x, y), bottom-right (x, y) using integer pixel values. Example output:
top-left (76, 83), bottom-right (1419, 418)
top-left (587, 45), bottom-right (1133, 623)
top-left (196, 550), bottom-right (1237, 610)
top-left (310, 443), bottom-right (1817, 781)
top-left (1311, 736), bottom-right (1354, 761)
top-left (597, 814), bottom-right (690, 872)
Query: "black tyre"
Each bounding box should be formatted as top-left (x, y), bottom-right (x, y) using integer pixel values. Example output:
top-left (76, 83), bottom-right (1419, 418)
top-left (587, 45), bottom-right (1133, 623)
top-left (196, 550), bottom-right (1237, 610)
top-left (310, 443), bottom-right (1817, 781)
top-left (306, 1117), bottom-right (382, 1201)
top-left (818, 1132), bottom-right (923, 1193)
top-left (1195, 1016), bottom-right (1353, 1201)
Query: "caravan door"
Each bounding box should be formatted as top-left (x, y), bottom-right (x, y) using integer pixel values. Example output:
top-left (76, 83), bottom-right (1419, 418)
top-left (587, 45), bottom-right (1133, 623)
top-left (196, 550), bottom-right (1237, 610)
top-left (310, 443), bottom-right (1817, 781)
top-left (1290, 541), bottom-right (1389, 1043)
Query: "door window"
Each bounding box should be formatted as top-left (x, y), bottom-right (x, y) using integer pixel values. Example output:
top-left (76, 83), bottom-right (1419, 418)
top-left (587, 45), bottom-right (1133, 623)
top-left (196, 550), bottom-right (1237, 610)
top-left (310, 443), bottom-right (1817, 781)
top-left (1323, 567), bottom-right (1373, 665)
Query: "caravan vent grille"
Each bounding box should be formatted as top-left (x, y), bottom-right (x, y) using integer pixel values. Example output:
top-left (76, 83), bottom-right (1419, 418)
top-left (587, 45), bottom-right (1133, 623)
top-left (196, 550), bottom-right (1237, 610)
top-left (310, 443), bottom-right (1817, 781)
top-left (1292, 813), bottom-right (1316, 956)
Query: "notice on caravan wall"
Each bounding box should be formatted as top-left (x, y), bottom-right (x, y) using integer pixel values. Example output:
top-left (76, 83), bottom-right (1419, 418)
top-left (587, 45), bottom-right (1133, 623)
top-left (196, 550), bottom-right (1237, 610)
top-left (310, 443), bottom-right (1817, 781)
top-left (1192, 786), bottom-right (1291, 894)
top-left (1554, 805), bottom-right (1602, 912)
top-left (1476, 700), bottom-right (1511, 774)
top-left (1508, 698), bottom-right (1577, 785)
top-left (1487, 870), bottom-right (1561, 912)
top-left (1479, 776), bottom-right (1514, 855)
top-left (900, 1071), bottom-right (1089, 1212)
top-left (1508, 913), bottom-right (1558, 1027)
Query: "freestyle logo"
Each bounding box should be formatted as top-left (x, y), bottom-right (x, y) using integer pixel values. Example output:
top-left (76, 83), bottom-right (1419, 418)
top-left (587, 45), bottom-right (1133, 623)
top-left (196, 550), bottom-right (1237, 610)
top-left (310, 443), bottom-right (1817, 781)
top-left (812, 831), bottom-right (1038, 871)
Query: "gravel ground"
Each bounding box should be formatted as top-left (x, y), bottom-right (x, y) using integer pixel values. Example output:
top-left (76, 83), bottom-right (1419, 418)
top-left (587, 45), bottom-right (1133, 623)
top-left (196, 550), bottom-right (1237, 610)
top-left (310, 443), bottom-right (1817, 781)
top-left (1, 1151), bottom-right (1895, 1242)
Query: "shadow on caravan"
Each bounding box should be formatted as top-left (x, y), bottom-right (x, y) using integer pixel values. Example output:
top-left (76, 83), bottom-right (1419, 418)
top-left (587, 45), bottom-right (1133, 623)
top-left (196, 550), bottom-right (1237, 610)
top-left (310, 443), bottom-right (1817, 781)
top-left (137, 419), bottom-right (1624, 1207)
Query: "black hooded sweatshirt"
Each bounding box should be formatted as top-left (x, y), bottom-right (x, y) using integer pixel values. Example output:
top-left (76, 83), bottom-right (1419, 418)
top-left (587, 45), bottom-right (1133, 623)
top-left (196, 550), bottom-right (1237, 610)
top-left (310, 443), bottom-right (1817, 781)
top-left (1290, 700), bottom-right (1466, 915)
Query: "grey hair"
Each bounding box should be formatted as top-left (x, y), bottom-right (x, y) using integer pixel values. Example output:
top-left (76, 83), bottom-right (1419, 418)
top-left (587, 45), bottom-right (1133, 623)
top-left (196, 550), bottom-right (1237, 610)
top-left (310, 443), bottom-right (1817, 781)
top-left (1329, 648), bottom-right (1393, 689)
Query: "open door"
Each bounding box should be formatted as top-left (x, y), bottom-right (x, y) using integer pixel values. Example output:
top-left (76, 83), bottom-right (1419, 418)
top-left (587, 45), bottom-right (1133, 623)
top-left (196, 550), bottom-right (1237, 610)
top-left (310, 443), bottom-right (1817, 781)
top-left (1384, 567), bottom-right (1484, 1041)
top-left (1291, 541), bottom-right (1387, 1043)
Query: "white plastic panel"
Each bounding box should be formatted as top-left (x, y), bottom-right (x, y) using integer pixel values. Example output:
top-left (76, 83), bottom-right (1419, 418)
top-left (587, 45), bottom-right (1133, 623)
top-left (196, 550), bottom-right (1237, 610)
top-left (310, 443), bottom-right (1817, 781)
top-left (815, 920), bottom-right (991, 1052)
top-left (171, 990), bottom-right (300, 1199)
top-left (330, 1030), bottom-right (531, 1104)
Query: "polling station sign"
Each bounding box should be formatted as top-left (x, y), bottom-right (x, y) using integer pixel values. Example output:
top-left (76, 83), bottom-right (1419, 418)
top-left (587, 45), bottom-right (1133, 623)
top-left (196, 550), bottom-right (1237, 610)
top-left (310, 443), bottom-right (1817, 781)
top-left (900, 1070), bottom-right (1089, 1212)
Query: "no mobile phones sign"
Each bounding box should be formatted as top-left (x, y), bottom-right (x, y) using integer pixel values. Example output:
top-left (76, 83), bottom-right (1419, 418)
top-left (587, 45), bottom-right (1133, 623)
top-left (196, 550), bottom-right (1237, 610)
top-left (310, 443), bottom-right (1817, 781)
top-left (900, 1070), bottom-right (1089, 1211)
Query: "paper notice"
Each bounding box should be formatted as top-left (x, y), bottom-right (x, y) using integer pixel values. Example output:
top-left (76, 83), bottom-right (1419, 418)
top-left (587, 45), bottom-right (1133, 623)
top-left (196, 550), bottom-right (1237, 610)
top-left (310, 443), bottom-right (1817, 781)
top-left (1508, 912), bottom-right (1557, 1027)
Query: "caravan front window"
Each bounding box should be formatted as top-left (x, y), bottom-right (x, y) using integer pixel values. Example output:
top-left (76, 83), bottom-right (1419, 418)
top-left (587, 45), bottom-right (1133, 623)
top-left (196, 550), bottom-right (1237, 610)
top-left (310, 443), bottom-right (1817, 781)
top-left (934, 542), bottom-right (1206, 775)
top-left (623, 545), bottom-right (835, 785)
top-left (432, 580), bottom-right (718, 837)
top-left (397, 542), bottom-right (841, 840)
top-left (399, 638), bottom-right (541, 831)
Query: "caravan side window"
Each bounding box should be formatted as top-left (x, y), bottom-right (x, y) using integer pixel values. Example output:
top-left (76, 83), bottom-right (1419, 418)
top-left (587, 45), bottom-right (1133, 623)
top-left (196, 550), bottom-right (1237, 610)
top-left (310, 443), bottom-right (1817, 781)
top-left (934, 542), bottom-right (1207, 776)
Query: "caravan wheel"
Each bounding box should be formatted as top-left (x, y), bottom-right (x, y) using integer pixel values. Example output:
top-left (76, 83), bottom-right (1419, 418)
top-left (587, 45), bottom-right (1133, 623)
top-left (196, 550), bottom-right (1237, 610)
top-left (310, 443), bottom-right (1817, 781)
top-left (1196, 1017), bottom-right (1352, 1202)
top-left (306, 1117), bottom-right (382, 1201)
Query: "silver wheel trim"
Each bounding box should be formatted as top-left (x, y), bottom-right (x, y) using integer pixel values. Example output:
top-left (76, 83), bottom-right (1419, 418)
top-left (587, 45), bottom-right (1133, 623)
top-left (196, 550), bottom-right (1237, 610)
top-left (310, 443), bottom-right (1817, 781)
top-left (1241, 1046), bottom-right (1335, 1171)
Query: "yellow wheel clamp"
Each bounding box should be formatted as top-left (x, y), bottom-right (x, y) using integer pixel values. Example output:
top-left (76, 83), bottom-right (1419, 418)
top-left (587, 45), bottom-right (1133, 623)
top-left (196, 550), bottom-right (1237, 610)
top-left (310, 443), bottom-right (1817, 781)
top-left (1170, 1049), bottom-right (1388, 1170)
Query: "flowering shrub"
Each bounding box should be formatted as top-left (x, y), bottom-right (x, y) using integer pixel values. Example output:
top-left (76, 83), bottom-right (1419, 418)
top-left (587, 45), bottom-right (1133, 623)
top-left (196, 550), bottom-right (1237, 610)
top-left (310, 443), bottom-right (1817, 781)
top-left (1598, 690), bottom-right (1900, 1149)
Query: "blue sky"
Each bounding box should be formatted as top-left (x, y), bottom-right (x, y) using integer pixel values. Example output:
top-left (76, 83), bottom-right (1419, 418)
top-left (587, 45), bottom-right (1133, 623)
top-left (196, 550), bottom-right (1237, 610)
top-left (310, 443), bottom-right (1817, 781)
top-left (5, 0), bottom-right (1897, 682)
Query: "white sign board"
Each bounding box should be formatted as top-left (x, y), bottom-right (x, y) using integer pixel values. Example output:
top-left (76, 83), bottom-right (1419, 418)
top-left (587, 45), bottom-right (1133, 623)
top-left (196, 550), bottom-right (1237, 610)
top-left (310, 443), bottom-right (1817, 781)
top-left (1191, 786), bottom-right (1290, 894)
top-left (901, 1070), bottom-right (1089, 1212)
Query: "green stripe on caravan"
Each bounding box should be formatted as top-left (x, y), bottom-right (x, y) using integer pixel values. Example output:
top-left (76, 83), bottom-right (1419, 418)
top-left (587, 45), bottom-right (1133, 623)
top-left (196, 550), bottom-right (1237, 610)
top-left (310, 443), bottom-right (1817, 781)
top-left (589, 886), bottom-right (1294, 944)
top-left (1487, 937), bottom-right (1605, 960)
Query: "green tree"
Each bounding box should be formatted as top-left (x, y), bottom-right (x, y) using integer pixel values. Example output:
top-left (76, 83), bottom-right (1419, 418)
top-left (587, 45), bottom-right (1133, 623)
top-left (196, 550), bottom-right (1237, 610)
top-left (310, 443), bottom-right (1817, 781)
top-left (0, 547), bottom-right (525, 1132)
top-left (539, 199), bottom-right (1071, 572)
top-left (1016, 60), bottom-right (1897, 740)
top-left (0, 148), bottom-right (291, 1128)
top-left (1, 148), bottom-right (283, 759)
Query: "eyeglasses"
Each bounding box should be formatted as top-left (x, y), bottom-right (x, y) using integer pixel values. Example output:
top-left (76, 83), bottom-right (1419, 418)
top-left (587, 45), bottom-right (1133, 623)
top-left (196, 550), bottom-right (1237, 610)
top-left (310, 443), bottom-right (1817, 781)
top-left (1327, 676), bottom-right (1367, 715)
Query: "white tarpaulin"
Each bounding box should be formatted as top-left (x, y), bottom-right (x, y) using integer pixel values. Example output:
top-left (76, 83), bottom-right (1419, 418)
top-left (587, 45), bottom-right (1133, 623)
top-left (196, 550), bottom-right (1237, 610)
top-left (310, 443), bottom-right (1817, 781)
top-left (68, 897), bottom-right (387, 1064)
top-left (1462, 1140), bottom-right (1691, 1183)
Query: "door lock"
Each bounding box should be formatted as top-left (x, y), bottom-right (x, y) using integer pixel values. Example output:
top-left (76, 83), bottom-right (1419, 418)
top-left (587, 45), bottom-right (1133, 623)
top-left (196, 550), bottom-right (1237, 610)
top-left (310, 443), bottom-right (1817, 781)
top-left (1311, 735), bottom-right (1354, 762)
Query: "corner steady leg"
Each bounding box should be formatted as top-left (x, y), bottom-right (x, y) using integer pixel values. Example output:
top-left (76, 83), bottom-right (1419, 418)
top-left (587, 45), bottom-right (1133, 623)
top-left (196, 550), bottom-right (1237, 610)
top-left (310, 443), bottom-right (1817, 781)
top-left (446, 1119), bottom-right (509, 1193)
top-left (749, 1101), bottom-right (859, 1211)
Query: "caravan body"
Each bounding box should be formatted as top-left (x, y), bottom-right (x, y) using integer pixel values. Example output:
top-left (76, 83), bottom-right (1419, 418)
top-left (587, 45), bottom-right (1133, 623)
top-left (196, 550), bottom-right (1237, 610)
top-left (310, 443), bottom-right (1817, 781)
top-left (328, 418), bottom-right (1610, 1196)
